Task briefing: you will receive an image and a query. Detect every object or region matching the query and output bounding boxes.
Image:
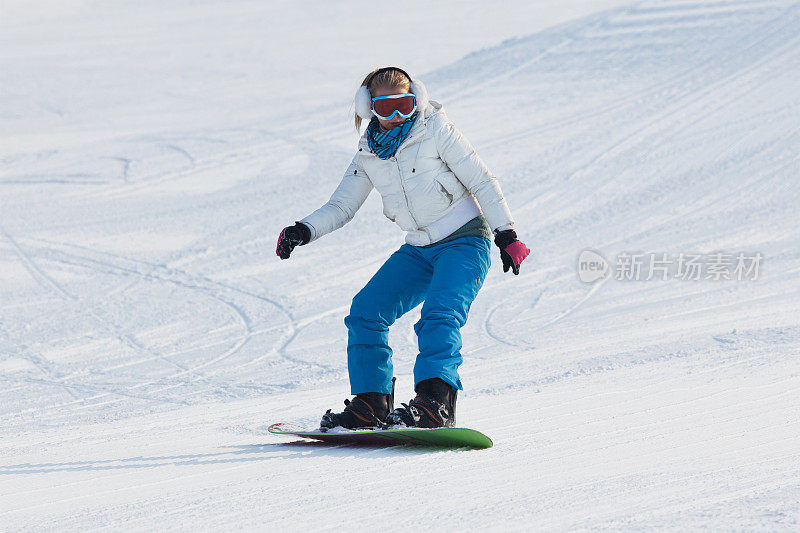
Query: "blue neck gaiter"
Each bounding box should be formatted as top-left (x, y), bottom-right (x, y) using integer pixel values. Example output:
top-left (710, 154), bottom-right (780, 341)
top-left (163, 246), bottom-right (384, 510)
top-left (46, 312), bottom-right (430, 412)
top-left (366, 111), bottom-right (419, 160)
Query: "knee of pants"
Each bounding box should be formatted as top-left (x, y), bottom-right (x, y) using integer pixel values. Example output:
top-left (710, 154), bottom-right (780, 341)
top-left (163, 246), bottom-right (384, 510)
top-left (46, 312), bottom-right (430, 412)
top-left (345, 315), bottom-right (389, 351)
top-left (413, 309), bottom-right (464, 336)
top-left (345, 290), bottom-right (391, 337)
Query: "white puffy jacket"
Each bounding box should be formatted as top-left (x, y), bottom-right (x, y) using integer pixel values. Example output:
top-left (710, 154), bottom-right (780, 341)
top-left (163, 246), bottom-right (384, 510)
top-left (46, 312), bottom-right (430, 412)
top-left (301, 90), bottom-right (514, 247)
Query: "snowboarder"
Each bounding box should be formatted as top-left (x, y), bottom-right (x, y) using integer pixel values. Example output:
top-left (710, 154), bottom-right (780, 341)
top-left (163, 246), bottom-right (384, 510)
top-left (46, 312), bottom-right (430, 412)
top-left (276, 66), bottom-right (529, 430)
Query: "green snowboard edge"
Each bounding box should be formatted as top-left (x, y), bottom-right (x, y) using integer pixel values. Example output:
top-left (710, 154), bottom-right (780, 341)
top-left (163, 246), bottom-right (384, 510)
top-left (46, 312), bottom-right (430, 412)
top-left (268, 423), bottom-right (493, 449)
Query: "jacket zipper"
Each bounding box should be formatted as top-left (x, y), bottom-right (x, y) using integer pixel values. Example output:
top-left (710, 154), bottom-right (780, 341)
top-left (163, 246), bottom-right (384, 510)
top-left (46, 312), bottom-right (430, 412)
top-left (364, 118), bottom-right (425, 229)
top-left (393, 155), bottom-right (419, 228)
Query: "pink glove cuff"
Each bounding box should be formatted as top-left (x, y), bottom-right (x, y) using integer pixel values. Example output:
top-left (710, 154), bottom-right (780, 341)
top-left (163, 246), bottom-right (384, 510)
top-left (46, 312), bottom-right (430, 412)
top-left (504, 240), bottom-right (530, 265)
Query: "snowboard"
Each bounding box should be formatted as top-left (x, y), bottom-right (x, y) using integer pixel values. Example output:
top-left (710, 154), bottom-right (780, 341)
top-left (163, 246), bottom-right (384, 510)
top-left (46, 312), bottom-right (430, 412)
top-left (268, 423), bottom-right (493, 449)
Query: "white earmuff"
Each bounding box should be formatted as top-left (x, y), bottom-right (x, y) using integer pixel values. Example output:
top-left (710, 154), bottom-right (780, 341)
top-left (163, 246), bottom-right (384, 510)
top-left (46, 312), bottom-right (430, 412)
top-left (410, 79), bottom-right (428, 112)
top-left (355, 85), bottom-right (373, 121)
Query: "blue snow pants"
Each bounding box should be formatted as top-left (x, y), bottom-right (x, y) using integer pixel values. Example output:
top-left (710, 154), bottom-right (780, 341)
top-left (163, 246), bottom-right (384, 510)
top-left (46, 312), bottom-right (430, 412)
top-left (344, 236), bottom-right (491, 395)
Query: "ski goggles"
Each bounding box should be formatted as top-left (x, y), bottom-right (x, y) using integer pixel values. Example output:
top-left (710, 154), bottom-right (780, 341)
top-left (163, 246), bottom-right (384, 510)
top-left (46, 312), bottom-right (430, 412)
top-left (371, 93), bottom-right (417, 120)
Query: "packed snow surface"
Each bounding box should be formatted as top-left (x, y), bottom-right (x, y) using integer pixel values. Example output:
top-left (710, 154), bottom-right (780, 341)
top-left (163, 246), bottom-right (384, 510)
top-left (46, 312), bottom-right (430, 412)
top-left (2, 0), bottom-right (799, 530)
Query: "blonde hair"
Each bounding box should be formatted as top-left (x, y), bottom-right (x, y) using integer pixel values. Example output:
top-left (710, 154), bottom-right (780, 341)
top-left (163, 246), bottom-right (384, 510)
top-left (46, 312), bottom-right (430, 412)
top-left (354, 67), bottom-right (412, 132)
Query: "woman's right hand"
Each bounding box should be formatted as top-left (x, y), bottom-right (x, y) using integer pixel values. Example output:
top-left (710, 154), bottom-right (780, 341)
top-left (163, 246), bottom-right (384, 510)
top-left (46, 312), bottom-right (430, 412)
top-left (276, 222), bottom-right (311, 259)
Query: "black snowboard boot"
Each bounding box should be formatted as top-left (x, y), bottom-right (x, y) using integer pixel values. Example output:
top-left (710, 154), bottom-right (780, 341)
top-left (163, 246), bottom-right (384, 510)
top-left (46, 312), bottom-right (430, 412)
top-left (319, 378), bottom-right (395, 430)
top-left (385, 378), bottom-right (457, 428)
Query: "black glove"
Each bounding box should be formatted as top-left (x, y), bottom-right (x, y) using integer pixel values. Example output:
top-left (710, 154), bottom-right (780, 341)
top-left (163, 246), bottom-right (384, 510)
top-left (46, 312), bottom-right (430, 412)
top-left (276, 222), bottom-right (311, 259)
top-left (494, 229), bottom-right (531, 275)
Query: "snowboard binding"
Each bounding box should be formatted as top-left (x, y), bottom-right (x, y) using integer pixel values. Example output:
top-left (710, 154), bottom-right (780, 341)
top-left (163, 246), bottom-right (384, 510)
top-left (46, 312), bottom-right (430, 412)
top-left (319, 378), bottom-right (395, 431)
top-left (386, 378), bottom-right (457, 428)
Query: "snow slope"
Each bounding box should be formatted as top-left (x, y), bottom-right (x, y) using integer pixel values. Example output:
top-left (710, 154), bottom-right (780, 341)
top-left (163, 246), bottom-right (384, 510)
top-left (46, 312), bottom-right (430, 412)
top-left (2, 0), bottom-right (799, 530)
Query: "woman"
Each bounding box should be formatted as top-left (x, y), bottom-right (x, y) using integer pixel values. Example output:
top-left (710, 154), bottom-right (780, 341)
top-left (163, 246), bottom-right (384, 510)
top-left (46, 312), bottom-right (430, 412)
top-left (276, 66), bottom-right (530, 429)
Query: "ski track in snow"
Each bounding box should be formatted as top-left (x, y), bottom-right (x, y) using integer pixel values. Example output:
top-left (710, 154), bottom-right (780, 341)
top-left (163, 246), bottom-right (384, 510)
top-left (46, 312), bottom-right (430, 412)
top-left (1, 0), bottom-right (800, 530)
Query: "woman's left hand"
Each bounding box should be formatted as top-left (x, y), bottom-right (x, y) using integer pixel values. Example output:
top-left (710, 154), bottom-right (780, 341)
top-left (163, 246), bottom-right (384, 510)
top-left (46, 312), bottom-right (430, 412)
top-left (494, 230), bottom-right (531, 275)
